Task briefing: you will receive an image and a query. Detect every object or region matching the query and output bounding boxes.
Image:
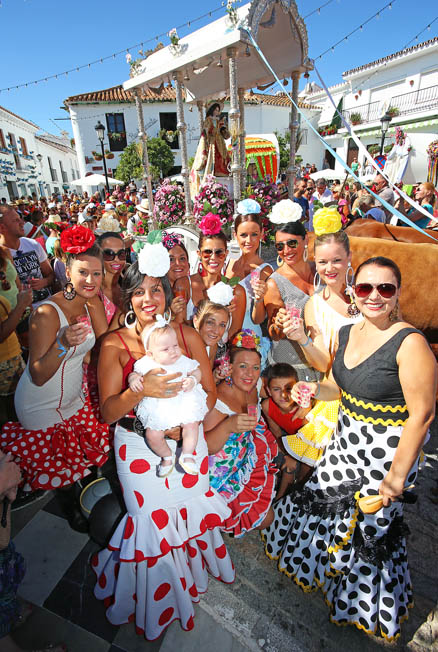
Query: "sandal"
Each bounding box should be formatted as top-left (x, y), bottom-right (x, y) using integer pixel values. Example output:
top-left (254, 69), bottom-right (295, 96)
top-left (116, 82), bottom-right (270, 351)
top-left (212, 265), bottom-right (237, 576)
top-left (157, 455), bottom-right (175, 478)
top-left (180, 454), bottom-right (198, 476)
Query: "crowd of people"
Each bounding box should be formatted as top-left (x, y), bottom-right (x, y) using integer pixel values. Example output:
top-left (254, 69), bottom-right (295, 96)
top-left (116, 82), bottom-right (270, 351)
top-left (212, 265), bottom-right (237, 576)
top-left (0, 177), bottom-right (436, 651)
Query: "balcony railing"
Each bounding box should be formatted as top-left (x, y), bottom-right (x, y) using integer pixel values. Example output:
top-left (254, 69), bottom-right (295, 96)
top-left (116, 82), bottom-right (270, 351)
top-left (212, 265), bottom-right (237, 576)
top-left (341, 84), bottom-right (438, 126)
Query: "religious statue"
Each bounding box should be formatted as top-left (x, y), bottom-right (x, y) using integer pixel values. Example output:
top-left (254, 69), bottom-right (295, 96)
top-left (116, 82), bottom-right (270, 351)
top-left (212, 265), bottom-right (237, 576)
top-left (190, 101), bottom-right (231, 196)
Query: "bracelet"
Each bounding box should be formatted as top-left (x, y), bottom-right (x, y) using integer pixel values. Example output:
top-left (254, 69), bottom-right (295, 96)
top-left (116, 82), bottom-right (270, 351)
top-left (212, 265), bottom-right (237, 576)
top-left (300, 334), bottom-right (312, 348)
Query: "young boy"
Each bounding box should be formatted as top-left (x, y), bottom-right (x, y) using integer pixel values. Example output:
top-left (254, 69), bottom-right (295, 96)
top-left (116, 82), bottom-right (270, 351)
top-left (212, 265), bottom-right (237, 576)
top-left (261, 363), bottom-right (312, 499)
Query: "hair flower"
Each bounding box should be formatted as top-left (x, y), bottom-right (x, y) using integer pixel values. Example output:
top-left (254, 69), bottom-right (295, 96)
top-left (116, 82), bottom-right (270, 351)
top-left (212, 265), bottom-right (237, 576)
top-left (237, 198), bottom-right (261, 215)
top-left (313, 206), bottom-right (342, 236)
top-left (199, 212), bottom-right (222, 235)
top-left (162, 231), bottom-right (183, 250)
top-left (207, 281), bottom-right (234, 306)
top-left (97, 213), bottom-right (121, 233)
top-left (269, 199), bottom-right (302, 224)
top-left (138, 243), bottom-right (170, 277)
top-left (60, 225), bottom-right (95, 254)
top-left (231, 329), bottom-right (261, 352)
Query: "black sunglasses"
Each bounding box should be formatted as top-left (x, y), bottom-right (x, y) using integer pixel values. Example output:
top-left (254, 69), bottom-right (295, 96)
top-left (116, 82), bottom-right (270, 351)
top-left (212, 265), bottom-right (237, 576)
top-left (102, 248), bottom-right (127, 261)
top-left (354, 283), bottom-right (397, 299)
top-left (275, 240), bottom-right (299, 252)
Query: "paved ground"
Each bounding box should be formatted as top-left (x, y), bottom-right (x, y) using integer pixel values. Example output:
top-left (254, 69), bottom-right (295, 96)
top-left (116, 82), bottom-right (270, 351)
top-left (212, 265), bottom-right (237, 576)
top-left (9, 418), bottom-right (438, 652)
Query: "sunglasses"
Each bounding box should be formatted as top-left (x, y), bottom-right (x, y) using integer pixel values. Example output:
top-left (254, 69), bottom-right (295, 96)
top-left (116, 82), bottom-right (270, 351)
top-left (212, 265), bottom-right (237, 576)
top-left (0, 271), bottom-right (11, 291)
top-left (200, 248), bottom-right (226, 258)
top-left (102, 248), bottom-right (127, 261)
top-left (275, 240), bottom-right (299, 252)
top-left (354, 283), bottom-right (397, 299)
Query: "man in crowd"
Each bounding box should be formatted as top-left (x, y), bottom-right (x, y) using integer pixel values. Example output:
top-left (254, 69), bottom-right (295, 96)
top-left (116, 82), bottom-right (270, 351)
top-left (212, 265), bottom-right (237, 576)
top-left (293, 179), bottom-right (310, 223)
top-left (358, 195), bottom-right (386, 223)
top-left (308, 178), bottom-right (333, 230)
top-left (0, 204), bottom-right (53, 308)
top-left (373, 173), bottom-right (395, 222)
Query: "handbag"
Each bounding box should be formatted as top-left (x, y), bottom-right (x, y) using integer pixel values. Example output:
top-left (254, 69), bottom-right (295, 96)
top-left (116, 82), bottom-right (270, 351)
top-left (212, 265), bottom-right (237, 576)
top-left (0, 497), bottom-right (11, 551)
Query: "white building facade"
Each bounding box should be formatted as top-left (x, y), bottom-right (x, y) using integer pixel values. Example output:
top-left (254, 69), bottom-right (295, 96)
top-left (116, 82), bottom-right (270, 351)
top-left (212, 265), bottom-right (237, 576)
top-left (297, 37), bottom-right (438, 183)
top-left (0, 105), bottom-right (80, 202)
top-left (64, 85), bottom-right (317, 181)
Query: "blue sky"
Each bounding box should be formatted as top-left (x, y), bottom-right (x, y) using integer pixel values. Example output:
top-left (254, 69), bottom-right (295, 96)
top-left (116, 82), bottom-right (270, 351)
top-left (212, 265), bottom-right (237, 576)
top-left (0, 0), bottom-right (435, 136)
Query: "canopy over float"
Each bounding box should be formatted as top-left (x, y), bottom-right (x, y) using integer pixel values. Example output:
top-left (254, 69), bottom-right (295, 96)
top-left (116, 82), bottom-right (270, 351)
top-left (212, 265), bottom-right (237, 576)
top-left (123, 0), bottom-right (312, 222)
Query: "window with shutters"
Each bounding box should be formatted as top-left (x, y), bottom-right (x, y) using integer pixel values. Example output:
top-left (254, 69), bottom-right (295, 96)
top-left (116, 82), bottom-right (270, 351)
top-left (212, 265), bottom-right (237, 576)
top-left (105, 113), bottom-right (127, 151)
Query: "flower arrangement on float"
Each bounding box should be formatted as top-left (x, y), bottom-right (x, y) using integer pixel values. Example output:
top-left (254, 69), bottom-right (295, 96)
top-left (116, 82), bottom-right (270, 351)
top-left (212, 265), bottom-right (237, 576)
top-left (152, 179), bottom-right (186, 228)
top-left (242, 178), bottom-right (281, 244)
top-left (193, 175), bottom-right (234, 231)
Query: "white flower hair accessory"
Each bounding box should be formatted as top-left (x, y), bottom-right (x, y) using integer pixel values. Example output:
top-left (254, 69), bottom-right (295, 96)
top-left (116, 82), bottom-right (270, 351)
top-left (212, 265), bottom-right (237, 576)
top-left (269, 199), bottom-right (303, 224)
top-left (97, 213), bottom-right (121, 233)
top-left (207, 281), bottom-right (234, 306)
top-left (138, 243), bottom-right (170, 277)
top-left (143, 314), bottom-right (170, 350)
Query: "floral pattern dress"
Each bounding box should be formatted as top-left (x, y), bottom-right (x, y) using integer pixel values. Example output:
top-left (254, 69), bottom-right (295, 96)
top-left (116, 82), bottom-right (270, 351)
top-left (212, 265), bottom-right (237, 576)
top-left (209, 399), bottom-right (278, 538)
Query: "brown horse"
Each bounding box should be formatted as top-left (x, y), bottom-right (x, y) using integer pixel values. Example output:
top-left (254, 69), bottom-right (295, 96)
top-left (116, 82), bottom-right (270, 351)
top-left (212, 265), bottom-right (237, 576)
top-left (345, 219), bottom-right (438, 245)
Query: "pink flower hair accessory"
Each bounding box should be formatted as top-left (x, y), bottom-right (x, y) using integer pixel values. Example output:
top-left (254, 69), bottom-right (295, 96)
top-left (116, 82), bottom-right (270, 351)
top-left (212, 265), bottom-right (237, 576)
top-left (199, 212), bottom-right (222, 236)
top-left (162, 231), bottom-right (183, 250)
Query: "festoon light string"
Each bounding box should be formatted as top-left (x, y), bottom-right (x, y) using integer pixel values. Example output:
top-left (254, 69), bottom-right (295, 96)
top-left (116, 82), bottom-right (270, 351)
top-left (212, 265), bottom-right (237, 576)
top-left (242, 25), bottom-right (437, 240)
top-left (0, 0), bottom-right (338, 95)
top-left (402, 16), bottom-right (437, 49)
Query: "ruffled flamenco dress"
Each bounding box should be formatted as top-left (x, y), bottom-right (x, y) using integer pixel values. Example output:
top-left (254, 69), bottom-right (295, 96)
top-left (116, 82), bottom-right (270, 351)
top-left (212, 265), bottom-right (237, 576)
top-left (92, 423), bottom-right (235, 641)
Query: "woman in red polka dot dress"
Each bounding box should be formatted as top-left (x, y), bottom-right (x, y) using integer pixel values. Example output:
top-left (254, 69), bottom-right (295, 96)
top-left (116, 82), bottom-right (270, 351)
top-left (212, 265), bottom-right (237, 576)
top-left (92, 240), bottom-right (234, 641)
top-left (0, 226), bottom-right (110, 531)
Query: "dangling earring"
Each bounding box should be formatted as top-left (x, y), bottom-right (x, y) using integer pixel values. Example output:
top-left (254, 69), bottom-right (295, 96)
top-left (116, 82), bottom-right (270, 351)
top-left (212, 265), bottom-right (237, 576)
top-left (276, 255), bottom-right (284, 268)
top-left (163, 309), bottom-right (171, 324)
top-left (345, 262), bottom-right (354, 289)
top-left (313, 272), bottom-right (321, 293)
top-left (124, 306), bottom-right (137, 329)
top-left (63, 281), bottom-right (76, 301)
top-left (225, 375), bottom-right (233, 387)
top-left (303, 245), bottom-right (308, 262)
top-left (389, 300), bottom-right (400, 322)
top-left (198, 261), bottom-right (207, 277)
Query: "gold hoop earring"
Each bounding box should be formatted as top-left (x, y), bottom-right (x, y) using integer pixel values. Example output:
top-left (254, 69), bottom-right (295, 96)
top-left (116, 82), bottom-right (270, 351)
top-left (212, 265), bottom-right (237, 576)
top-left (277, 255), bottom-right (284, 268)
top-left (303, 245), bottom-right (308, 262)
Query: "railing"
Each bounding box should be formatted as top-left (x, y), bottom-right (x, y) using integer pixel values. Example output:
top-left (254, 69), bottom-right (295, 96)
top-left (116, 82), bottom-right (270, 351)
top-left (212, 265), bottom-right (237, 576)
top-left (340, 84), bottom-right (438, 126)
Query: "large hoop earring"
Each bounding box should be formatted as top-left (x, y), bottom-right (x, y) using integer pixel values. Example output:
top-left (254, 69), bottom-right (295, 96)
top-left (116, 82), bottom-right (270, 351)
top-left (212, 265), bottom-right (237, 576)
top-left (124, 308), bottom-right (137, 329)
top-left (276, 255), bottom-right (284, 268)
top-left (303, 245), bottom-right (308, 262)
top-left (313, 272), bottom-right (321, 292)
top-left (163, 309), bottom-right (171, 324)
top-left (345, 262), bottom-right (354, 288)
top-left (63, 281), bottom-right (76, 301)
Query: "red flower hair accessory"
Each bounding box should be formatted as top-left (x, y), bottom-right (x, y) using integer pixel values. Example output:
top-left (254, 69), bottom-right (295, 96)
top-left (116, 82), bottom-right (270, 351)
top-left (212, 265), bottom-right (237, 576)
top-left (231, 329), bottom-right (261, 352)
top-left (199, 212), bottom-right (222, 236)
top-left (60, 225), bottom-right (96, 254)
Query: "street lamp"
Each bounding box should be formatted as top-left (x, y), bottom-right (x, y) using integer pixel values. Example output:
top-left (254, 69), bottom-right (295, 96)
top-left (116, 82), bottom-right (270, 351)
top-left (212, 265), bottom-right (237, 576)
top-left (94, 120), bottom-right (110, 195)
top-left (379, 111), bottom-right (392, 156)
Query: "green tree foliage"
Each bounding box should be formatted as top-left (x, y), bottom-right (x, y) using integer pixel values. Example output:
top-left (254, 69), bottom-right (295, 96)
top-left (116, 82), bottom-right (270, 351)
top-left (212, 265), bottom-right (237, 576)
top-left (147, 137), bottom-right (175, 181)
top-left (275, 129), bottom-right (304, 172)
top-left (115, 143), bottom-right (143, 183)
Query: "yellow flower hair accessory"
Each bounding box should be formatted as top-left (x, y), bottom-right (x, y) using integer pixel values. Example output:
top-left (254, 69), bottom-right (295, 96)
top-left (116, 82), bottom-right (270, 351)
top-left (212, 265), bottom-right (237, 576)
top-left (313, 206), bottom-right (342, 236)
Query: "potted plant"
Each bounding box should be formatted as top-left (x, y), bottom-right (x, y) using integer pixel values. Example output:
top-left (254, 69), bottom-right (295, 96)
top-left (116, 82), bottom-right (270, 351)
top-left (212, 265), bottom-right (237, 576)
top-left (387, 106), bottom-right (400, 117)
top-left (350, 112), bottom-right (362, 125)
top-left (367, 144), bottom-right (380, 156)
top-left (105, 150), bottom-right (115, 159)
top-left (92, 150), bottom-right (103, 161)
top-left (384, 144), bottom-right (393, 154)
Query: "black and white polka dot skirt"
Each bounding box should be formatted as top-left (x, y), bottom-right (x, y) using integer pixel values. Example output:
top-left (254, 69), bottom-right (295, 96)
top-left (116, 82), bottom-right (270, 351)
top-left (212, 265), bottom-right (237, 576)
top-left (262, 408), bottom-right (419, 641)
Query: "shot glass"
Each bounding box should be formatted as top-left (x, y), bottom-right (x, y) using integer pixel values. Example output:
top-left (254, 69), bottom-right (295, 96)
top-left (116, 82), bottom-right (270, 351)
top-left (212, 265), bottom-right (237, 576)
top-left (174, 289), bottom-right (186, 300)
top-left (76, 315), bottom-right (92, 334)
top-left (285, 301), bottom-right (301, 329)
top-left (247, 404), bottom-right (258, 418)
top-left (297, 385), bottom-right (312, 409)
top-left (250, 269), bottom-right (260, 299)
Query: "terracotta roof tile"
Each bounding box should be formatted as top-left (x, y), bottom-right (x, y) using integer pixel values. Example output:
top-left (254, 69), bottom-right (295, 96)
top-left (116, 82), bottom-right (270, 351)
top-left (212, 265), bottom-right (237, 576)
top-left (65, 85), bottom-right (316, 109)
top-left (343, 37), bottom-right (438, 77)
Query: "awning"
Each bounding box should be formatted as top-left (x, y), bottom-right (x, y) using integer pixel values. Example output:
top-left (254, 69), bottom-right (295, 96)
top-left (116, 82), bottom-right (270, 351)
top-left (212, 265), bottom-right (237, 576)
top-left (353, 117), bottom-right (438, 138)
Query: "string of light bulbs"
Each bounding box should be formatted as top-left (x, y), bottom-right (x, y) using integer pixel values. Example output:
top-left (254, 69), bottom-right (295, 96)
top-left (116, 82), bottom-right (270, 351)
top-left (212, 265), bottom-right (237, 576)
top-left (314, 0), bottom-right (395, 61)
top-left (0, 0), bottom-right (339, 95)
top-left (402, 16), bottom-right (438, 49)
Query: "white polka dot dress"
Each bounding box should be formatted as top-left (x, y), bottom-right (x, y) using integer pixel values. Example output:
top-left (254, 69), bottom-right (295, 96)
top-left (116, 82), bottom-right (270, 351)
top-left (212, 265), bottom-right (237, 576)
top-left (262, 326), bottom-right (424, 642)
top-left (92, 424), bottom-right (235, 641)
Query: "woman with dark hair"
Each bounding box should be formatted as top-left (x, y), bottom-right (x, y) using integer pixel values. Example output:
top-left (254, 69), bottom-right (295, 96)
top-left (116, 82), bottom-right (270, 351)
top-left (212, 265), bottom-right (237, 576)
top-left (225, 199), bottom-right (273, 342)
top-left (174, 215), bottom-right (246, 341)
top-left (96, 231), bottom-right (127, 326)
top-left (0, 226), bottom-right (110, 531)
top-left (190, 100), bottom-right (231, 195)
top-left (256, 200), bottom-right (318, 380)
top-left (263, 256), bottom-right (437, 641)
top-left (161, 231), bottom-right (191, 324)
top-left (93, 239), bottom-right (234, 642)
top-left (204, 330), bottom-right (278, 537)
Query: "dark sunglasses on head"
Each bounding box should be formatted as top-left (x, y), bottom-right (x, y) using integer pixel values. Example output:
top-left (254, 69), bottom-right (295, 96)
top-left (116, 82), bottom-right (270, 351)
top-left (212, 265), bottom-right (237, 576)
top-left (102, 248), bottom-right (127, 261)
top-left (354, 283), bottom-right (397, 299)
top-left (275, 240), bottom-right (299, 252)
top-left (200, 248), bottom-right (226, 258)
